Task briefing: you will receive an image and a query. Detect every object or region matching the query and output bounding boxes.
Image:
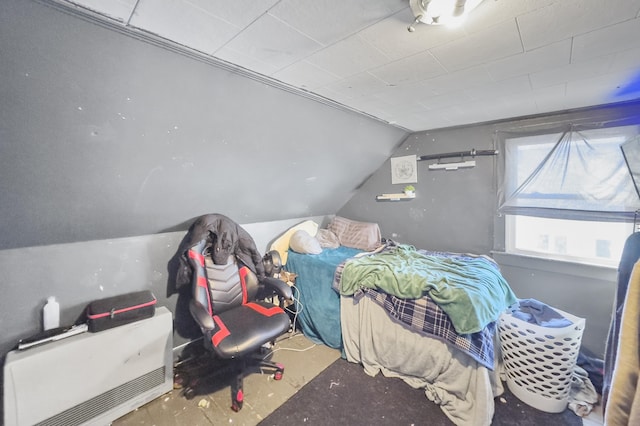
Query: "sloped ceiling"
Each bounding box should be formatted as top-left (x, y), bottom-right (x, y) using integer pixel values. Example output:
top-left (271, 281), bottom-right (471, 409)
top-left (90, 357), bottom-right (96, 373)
top-left (57, 0), bottom-right (640, 132)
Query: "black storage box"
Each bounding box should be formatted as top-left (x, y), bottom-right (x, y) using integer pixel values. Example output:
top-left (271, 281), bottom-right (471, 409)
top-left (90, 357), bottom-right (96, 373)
top-left (87, 290), bottom-right (157, 332)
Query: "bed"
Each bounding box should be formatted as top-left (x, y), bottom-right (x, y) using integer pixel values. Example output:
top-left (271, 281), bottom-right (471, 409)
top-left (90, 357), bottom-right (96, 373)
top-left (280, 217), bottom-right (516, 426)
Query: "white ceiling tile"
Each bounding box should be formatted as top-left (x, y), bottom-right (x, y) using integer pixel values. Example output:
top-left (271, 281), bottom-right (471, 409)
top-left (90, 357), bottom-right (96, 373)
top-left (530, 84), bottom-right (569, 112)
top-left (395, 113), bottom-right (456, 131)
top-left (305, 35), bottom-right (391, 78)
top-left (322, 73), bottom-right (390, 98)
top-left (182, 0), bottom-right (279, 28)
top-left (129, 0), bottom-right (240, 54)
top-left (212, 46), bottom-right (280, 76)
top-left (572, 18), bottom-right (640, 63)
top-left (57, 0), bottom-right (640, 132)
top-left (610, 47), bottom-right (640, 73)
top-left (66, 0), bottom-right (137, 22)
top-left (419, 92), bottom-right (475, 111)
top-left (359, 8), bottom-right (468, 61)
top-left (268, 0), bottom-right (406, 46)
top-left (444, 99), bottom-right (537, 126)
top-left (216, 14), bottom-right (322, 72)
top-left (314, 85), bottom-right (357, 104)
top-left (273, 61), bottom-right (340, 90)
top-left (464, 75), bottom-right (532, 101)
top-left (517, 0), bottom-right (640, 51)
top-left (421, 66), bottom-right (493, 96)
top-left (613, 70), bottom-right (640, 100)
top-left (371, 82), bottom-right (438, 105)
top-left (428, 103), bottom-right (493, 127)
top-left (529, 55), bottom-right (615, 89)
top-left (344, 97), bottom-right (395, 118)
top-left (430, 19), bottom-right (523, 71)
top-left (381, 100), bottom-right (429, 117)
top-left (462, 0), bottom-right (556, 35)
top-left (565, 71), bottom-right (635, 106)
top-left (369, 51), bottom-right (447, 85)
top-left (484, 39), bottom-right (571, 82)
top-left (492, 95), bottom-right (539, 117)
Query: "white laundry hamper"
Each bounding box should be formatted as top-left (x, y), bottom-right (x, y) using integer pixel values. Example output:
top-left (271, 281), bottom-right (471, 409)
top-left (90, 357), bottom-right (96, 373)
top-left (497, 307), bottom-right (585, 413)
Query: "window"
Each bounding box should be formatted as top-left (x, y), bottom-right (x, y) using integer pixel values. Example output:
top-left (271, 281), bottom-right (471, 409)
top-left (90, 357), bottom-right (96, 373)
top-left (499, 125), bottom-right (640, 266)
top-left (505, 215), bottom-right (632, 266)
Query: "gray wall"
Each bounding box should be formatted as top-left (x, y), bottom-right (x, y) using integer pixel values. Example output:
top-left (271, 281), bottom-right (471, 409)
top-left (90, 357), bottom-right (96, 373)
top-left (0, 216), bottom-right (324, 360)
top-left (0, 215), bottom-right (326, 421)
top-left (3, 0), bottom-right (636, 391)
top-left (340, 100), bottom-right (640, 357)
top-left (0, 1), bottom-right (406, 412)
top-left (0, 0), bottom-right (407, 250)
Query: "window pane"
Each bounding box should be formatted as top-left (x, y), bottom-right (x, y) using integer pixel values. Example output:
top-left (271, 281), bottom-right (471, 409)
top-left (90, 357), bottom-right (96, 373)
top-left (506, 215), bottom-right (632, 265)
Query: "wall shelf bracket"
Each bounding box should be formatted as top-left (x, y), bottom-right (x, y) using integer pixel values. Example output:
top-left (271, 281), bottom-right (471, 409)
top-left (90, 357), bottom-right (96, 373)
top-left (376, 192), bottom-right (416, 202)
top-left (418, 148), bottom-right (498, 171)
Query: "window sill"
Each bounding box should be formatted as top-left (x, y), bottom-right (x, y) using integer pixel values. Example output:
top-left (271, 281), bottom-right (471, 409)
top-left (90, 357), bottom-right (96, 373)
top-left (491, 251), bottom-right (617, 282)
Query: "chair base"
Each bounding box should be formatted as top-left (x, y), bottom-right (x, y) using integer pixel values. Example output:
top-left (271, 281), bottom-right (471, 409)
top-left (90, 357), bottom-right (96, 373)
top-left (174, 344), bottom-right (285, 412)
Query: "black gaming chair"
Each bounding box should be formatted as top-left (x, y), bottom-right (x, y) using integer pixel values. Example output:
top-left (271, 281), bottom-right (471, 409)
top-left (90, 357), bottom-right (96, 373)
top-left (185, 238), bottom-right (292, 411)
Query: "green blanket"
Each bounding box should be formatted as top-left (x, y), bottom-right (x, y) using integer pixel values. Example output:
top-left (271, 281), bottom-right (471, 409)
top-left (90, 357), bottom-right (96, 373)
top-left (339, 244), bottom-right (517, 334)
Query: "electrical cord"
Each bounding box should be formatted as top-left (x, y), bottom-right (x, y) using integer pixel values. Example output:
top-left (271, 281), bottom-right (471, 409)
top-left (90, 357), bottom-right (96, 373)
top-left (284, 285), bottom-right (304, 333)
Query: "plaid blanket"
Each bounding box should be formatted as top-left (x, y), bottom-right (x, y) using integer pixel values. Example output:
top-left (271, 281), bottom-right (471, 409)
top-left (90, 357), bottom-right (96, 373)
top-left (333, 246), bottom-right (496, 369)
top-left (362, 288), bottom-right (495, 369)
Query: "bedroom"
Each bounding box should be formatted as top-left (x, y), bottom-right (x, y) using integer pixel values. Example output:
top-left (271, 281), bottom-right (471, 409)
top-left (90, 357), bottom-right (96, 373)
top-left (1, 0), bottom-right (639, 425)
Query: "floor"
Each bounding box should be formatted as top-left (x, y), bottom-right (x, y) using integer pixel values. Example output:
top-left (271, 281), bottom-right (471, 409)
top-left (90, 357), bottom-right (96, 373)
top-left (113, 331), bottom-right (341, 426)
top-left (113, 331), bottom-right (605, 426)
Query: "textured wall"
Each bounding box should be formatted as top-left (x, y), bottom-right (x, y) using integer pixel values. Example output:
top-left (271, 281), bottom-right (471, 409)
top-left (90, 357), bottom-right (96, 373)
top-left (340, 101), bottom-right (640, 356)
top-left (0, 0), bottom-right (406, 250)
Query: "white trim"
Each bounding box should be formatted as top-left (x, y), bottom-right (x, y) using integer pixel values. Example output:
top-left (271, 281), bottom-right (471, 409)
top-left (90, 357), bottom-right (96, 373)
top-left (491, 251), bottom-right (617, 281)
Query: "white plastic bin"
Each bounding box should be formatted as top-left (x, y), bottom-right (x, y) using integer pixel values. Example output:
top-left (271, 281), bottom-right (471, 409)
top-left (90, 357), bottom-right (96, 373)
top-left (497, 307), bottom-right (585, 413)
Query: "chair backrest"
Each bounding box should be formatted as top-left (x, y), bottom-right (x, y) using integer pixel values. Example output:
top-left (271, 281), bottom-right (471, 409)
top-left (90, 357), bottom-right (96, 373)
top-left (188, 239), bottom-right (260, 316)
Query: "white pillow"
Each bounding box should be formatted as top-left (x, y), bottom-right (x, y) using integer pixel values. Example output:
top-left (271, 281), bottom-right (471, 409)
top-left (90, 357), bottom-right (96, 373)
top-left (269, 220), bottom-right (319, 263)
top-left (289, 230), bottom-right (323, 255)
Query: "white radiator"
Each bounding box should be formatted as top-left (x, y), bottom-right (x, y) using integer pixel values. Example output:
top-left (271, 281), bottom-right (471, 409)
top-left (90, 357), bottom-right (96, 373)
top-left (4, 306), bottom-right (173, 426)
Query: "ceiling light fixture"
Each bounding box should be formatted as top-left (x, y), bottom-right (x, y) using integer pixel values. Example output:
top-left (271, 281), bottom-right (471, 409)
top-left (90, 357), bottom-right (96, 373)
top-left (408, 0), bottom-right (484, 31)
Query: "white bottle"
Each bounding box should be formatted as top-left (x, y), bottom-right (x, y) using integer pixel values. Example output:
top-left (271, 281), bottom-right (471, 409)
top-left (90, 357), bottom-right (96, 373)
top-left (43, 296), bottom-right (60, 330)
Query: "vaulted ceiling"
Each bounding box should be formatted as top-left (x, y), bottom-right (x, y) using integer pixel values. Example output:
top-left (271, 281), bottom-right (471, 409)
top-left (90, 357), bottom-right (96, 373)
top-left (55, 0), bottom-right (640, 132)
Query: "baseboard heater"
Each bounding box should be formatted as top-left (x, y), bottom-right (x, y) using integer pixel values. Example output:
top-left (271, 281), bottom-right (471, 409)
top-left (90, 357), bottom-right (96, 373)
top-left (4, 307), bottom-right (173, 426)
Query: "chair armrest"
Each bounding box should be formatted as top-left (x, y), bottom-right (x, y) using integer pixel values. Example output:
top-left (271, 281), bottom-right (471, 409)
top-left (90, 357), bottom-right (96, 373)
top-left (189, 299), bottom-right (215, 330)
top-left (260, 276), bottom-right (293, 300)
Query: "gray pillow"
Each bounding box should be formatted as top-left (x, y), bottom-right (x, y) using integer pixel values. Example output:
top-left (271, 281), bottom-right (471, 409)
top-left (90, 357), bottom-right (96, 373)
top-left (327, 216), bottom-right (381, 251)
top-left (289, 230), bottom-right (323, 254)
top-left (316, 229), bottom-right (340, 248)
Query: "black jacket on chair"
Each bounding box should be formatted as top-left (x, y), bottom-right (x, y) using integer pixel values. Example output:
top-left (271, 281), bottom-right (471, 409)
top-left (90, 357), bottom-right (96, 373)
top-left (168, 213), bottom-right (266, 296)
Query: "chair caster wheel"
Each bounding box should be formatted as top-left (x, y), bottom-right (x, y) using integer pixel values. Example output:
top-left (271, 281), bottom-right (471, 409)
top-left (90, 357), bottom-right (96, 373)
top-left (173, 372), bottom-right (189, 389)
top-left (231, 389), bottom-right (244, 411)
top-left (183, 387), bottom-right (196, 400)
top-left (274, 363), bottom-right (285, 380)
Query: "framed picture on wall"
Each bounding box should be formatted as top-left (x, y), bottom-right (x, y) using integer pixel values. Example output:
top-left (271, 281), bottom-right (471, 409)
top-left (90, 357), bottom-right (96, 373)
top-left (391, 155), bottom-right (417, 184)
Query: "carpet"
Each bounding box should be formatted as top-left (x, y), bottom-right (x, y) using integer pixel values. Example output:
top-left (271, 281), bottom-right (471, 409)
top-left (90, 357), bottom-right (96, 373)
top-left (259, 358), bottom-right (583, 426)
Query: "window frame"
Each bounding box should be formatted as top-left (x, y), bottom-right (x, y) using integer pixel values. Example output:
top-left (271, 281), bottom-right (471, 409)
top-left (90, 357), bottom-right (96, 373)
top-left (498, 124), bottom-right (639, 267)
top-left (504, 214), bottom-right (633, 268)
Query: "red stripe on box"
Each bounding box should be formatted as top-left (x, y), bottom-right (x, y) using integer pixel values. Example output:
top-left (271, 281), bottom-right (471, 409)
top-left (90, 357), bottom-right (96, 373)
top-left (87, 298), bottom-right (157, 319)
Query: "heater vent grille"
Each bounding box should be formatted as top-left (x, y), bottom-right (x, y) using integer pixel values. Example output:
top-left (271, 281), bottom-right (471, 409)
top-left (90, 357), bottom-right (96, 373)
top-left (36, 367), bottom-right (165, 426)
